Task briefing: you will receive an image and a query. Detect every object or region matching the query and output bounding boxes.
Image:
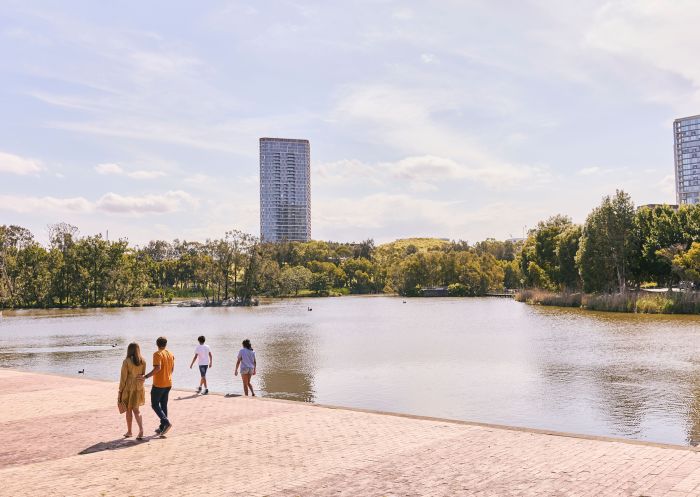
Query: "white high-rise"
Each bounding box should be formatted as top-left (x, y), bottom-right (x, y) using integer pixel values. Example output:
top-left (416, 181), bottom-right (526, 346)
top-left (674, 114), bottom-right (700, 205)
top-left (259, 138), bottom-right (311, 242)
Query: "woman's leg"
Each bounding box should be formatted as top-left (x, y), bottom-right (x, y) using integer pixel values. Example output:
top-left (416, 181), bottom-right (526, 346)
top-left (244, 373), bottom-right (255, 397)
top-left (125, 409), bottom-right (133, 436)
top-left (133, 408), bottom-right (143, 438)
top-left (242, 373), bottom-right (250, 395)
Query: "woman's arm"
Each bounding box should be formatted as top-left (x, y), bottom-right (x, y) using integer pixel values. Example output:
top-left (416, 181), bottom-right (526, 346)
top-left (234, 357), bottom-right (241, 375)
top-left (138, 363), bottom-right (161, 381)
top-left (118, 361), bottom-right (127, 400)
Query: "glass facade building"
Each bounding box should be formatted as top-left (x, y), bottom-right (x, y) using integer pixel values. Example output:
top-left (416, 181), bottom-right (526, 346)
top-left (674, 115), bottom-right (700, 205)
top-left (259, 138), bottom-right (311, 242)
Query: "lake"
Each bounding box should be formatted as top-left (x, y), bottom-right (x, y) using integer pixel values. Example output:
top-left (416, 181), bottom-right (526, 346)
top-left (1, 296), bottom-right (700, 445)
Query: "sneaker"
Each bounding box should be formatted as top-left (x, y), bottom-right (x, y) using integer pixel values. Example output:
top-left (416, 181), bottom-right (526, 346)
top-left (197, 386), bottom-right (201, 393)
top-left (160, 423), bottom-right (172, 437)
top-left (203, 389), bottom-right (209, 395)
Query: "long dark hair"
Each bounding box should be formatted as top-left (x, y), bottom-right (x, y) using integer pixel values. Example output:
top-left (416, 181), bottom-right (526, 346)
top-left (242, 339), bottom-right (253, 350)
top-left (126, 342), bottom-right (145, 366)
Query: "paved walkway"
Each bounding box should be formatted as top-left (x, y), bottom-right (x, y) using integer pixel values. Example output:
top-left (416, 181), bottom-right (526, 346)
top-left (3, 370), bottom-right (700, 496)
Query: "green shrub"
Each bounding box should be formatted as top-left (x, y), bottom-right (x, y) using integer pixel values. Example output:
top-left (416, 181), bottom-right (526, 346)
top-left (448, 283), bottom-right (469, 296)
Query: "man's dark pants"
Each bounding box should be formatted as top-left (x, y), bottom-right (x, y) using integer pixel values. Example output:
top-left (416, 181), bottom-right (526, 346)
top-left (151, 386), bottom-right (171, 429)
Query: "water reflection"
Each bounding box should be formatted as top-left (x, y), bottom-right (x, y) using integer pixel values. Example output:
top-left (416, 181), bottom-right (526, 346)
top-left (258, 324), bottom-right (316, 402)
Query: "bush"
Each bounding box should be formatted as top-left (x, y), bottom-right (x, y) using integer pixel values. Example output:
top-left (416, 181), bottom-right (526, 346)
top-left (447, 283), bottom-right (468, 296)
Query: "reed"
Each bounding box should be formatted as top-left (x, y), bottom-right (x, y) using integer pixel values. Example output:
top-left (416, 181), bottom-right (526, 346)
top-left (517, 289), bottom-right (700, 314)
top-left (515, 289), bottom-right (582, 307)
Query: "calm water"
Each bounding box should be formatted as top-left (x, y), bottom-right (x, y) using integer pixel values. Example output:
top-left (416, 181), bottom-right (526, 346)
top-left (2, 296), bottom-right (700, 445)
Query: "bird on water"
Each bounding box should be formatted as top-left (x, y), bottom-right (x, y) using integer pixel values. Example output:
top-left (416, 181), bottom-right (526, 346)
top-left (78, 369), bottom-right (84, 374)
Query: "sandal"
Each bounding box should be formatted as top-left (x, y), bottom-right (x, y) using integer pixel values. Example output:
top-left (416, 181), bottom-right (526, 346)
top-left (136, 434), bottom-right (144, 440)
top-left (123, 433), bottom-right (133, 438)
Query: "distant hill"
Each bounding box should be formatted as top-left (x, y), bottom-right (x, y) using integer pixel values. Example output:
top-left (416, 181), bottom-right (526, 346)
top-left (374, 238), bottom-right (450, 264)
top-left (377, 238), bottom-right (451, 255)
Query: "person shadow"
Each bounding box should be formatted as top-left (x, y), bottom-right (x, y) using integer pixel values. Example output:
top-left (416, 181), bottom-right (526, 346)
top-left (79, 436), bottom-right (153, 455)
top-left (173, 393), bottom-right (200, 401)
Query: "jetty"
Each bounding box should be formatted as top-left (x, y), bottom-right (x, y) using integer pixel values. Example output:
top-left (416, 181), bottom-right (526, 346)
top-left (3, 368), bottom-right (700, 496)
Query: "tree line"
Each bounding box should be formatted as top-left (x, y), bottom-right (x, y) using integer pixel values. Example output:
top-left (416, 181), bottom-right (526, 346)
top-left (0, 224), bottom-right (515, 308)
top-left (3, 189), bottom-right (696, 309)
top-left (518, 190), bottom-right (700, 293)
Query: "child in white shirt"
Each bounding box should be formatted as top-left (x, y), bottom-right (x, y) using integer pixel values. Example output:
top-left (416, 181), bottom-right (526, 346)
top-left (189, 335), bottom-right (212, 394)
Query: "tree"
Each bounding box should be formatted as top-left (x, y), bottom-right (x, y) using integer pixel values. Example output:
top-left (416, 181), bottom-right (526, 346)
top-left (635, 205), bottom-right (686, 287)
top-left (577, 190), bottom-right (636, 293)
top-left (342, 258), bottom-right (378, 293)
top-left (310, 273), bottom-right (332, 296)
top-left (74, 235), bottom-right (111, 306)
top-left (279, 266), bottom-right (312, 296)
top-left (519, 215), bottom-right (574, 289)
top-left (14, 243), bottom-right (51, 307)
top-left (47, 223), bottom-right (79, 306)
top-left (110, 251), bottom-right (148, 305)
top-left (501, 259), bottom-right (522, 289)
top-left (556, 225), bottom-right (582, 291)
top-left (672, 242), bottom-right (700, 286)
top-left (353, 239), bottom-right (375, 260)
top-left (0, 225), bottom-right (34, 306)
top-left (239, 237), bottom-right (262, 302)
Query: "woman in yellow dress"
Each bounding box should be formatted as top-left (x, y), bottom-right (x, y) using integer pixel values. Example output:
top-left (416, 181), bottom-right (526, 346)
top-left (118, 342), bottom-right (146, 439)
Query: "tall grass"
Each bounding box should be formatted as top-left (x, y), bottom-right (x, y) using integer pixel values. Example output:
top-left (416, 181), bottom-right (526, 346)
top-left (515, 289), bottom-right (582, 307)
top-left (582, 293), bottom-right (636, 313)
top-left (516, 289), bottom-right (700, 314)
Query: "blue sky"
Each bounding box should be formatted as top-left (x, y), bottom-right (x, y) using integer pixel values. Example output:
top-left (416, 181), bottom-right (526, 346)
top-left (0, 0), bottom-right (693, 244)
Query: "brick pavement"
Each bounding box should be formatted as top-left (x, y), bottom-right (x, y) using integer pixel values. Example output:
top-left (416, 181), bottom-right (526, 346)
top-left (2, 369), bottom-right (700, 496)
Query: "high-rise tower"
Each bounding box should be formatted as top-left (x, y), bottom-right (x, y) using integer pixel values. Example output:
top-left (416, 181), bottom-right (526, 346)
top-left (259, 138), bottom-right (311, 242)
top-left (674, 115), bottom-right (700, 205)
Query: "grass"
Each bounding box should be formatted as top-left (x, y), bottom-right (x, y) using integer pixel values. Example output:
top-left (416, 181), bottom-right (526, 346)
top-left (514, 289), bottom-right (582, 307)
top-left (516, 288), bottom-right (700, 314)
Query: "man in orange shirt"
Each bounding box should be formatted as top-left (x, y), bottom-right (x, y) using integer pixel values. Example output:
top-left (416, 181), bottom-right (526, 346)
top-left (140, 336), bottom-right (175, 437)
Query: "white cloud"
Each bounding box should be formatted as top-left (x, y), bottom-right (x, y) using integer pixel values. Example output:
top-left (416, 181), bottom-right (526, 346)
top-left (585, 0), bottom-right (700, 107)
top-left (96, 190), bottom-right (198, 214)
top-left (0, 151), bottom-right (43, 175)
top-left (95, 163), bottom-right (124, 175)
top-left (332, 84), bottom-right (548, 189)
top-left (0, 191), bottom-right (197, 216)
top-left (316, 155), bottom-right (549, 191)
top-left (94, 162), bottom-right (165, 180)
top-left (0, 195), bottom-right (91, 213)
top-left (313, 192), bottom-right (535, 242)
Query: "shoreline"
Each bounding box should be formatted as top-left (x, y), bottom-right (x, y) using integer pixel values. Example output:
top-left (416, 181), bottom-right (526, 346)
top-left (5, 368), bottom-right (700, 496)
top-left (4, 365), bottom-right (697, 451)
top-left (516, 288), bottom-right (700, 315)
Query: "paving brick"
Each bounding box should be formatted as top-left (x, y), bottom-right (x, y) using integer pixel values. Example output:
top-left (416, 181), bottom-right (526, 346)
top-left (2, 369), bottom-right (700, 496)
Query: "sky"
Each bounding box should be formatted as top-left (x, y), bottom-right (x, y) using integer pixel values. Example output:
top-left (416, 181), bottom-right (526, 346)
top-left (0, 0), bottom-right (696, 245)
